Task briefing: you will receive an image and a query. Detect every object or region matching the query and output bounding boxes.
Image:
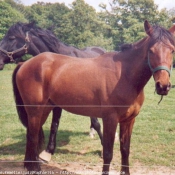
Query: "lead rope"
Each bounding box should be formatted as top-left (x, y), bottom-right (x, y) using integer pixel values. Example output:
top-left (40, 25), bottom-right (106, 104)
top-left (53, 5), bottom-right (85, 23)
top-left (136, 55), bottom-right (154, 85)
top-left (154, 90), bottom-right (163, 104)
top-left (158, 95), bottom-right (163, 104)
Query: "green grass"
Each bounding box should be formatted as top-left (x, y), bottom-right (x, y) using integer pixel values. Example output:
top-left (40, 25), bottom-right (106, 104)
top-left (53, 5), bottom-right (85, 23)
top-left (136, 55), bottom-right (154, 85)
top-left (0, 64), bottom-right (175, 169)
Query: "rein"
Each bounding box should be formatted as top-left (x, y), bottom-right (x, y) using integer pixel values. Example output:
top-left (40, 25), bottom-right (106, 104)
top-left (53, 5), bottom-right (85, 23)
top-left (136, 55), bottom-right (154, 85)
top-left (0, 32), bottom-right (30, 62)
top-left (147, 52), bottom-right (172, 76)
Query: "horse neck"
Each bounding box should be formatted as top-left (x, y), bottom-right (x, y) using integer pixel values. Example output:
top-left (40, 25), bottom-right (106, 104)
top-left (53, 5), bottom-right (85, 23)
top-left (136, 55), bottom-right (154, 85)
top-left (28, 36), bottom-right (51, 56)
top-left (123, 40), bottom-right (152, 92)
top-left (28, 33), bottom-right (83, 57)
top-left (27, 31), bottom-right (63, 56)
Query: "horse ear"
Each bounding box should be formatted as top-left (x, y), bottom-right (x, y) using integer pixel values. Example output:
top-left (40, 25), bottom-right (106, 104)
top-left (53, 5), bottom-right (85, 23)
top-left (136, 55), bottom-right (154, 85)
top-left (23, 21), bottom-right (36, 32)
top-left (144, 20), bottom-right (153, 36)
top-left (27, 21), bottom-right (36, 28)
top-left (169, 24), bottom-right (175, 36)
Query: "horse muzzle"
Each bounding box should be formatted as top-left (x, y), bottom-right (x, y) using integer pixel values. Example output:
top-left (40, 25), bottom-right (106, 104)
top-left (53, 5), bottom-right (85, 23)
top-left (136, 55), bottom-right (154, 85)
top-left (155, 81), bottom-right (171, 95)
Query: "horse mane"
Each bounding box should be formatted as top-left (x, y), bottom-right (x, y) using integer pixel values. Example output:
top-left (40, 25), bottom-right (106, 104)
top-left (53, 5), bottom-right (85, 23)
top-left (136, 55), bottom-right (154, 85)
top-left (5, 22), bottom-right (25, 38)
top-left (30, 27), bottom-right (61, 53)
top-left (120, 24), bottom-right (175, 53)
top-left (6, 22), bottom-right (65, 53)
top-left (120, 43), bottom-right (133, 52)
top-left (149, 25), bottom-right (175, 47)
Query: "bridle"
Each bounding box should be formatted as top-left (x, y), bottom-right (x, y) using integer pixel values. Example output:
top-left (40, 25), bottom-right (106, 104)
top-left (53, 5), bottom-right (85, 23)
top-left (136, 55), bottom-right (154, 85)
top-left (147, 51), bottom-right (173, 104)
top-left (148, 52), bottom-right (172, 76)
top-left (0, 32), bottom-right (30, 62)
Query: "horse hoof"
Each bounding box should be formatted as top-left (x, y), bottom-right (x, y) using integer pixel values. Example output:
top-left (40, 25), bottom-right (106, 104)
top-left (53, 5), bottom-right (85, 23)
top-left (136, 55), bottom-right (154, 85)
top-left (39, 150), bottom-right (51, 162)
top-left (89, 128), bottom-right (96, 138)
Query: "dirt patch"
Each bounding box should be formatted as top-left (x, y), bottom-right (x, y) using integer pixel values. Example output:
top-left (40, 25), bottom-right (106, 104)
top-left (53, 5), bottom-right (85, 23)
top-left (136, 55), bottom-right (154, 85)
top-left (0, 161), bottom-right (175, 175)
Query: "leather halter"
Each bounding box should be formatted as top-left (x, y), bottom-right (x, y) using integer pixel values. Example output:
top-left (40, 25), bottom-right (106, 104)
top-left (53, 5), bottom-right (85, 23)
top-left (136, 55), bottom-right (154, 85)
top-left (148, 52), bottom-right (172, 76)
top-left (0, 32), bottom-right (30, 62)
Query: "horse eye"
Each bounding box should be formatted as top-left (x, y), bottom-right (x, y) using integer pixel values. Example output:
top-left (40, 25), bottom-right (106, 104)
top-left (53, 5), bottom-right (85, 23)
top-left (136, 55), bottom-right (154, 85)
top-left (172, 50), bottom-right (175, 54)
top-left (9, 36), bottom-right (15, 40)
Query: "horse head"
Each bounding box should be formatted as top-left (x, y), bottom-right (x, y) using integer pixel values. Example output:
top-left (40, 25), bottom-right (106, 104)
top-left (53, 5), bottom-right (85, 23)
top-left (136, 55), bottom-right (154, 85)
top-left (144, 20), bottom-right (175, 95)
top-left (0, 22), bottom-right (60, 70)
top-left (0, 22), bottom-right (34, 70)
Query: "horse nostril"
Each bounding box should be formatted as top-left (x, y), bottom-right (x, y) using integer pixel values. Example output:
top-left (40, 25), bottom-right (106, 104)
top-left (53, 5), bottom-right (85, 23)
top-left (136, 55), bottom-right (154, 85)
top-left (156, 82), bottom-right (162, 90)
top-left (156, 82), bottom-right (171, 94)
top-left (167, 82), bottom-right (172, 91)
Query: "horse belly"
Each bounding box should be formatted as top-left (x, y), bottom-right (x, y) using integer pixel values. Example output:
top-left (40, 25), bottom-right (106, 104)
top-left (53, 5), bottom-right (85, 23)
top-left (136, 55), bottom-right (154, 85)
top-left (63, 106), bottom-right (102, 118)
top-left (49, 80), bottom-right (102, 117)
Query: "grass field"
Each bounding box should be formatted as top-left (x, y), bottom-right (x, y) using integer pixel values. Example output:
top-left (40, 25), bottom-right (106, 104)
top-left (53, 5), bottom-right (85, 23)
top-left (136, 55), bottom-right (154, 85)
top-left (0, 64), bottom-right (175, 173)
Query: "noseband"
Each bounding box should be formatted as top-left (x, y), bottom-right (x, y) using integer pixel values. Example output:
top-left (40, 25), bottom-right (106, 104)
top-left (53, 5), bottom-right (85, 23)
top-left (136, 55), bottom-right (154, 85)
top-left (0, 32), bottom-right (30, 62)
top-left (148, 52), bottom-right (172, 76)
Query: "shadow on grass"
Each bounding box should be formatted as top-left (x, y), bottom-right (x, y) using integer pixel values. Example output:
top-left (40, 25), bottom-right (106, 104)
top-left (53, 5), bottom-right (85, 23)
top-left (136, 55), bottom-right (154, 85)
top-left (0, 129), bottom-right (99, 156)
top-left (56, 148), bottom-right (101, 157)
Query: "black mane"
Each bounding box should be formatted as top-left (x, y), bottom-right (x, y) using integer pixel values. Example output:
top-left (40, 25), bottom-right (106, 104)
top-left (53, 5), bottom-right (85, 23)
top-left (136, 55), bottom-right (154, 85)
top-left (5, 22), bottom-right (25, 38)
top-left (31, 27), bottom-right (61, 53)
top-left (5, 22), bottom-right (65, 53)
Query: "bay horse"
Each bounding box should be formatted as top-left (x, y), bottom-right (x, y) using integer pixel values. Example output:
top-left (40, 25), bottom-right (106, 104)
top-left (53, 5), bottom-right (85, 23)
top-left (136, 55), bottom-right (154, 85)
top-left (12, 20), bottom-right (175, 175)
top-left (0, 22), bottom-right (105, 161)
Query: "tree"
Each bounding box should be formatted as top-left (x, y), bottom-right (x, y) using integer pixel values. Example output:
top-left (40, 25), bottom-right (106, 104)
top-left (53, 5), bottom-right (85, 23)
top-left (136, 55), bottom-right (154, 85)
top-left (168, 7), bottom-right (175, 24)
top-left (100, 0), bottom-right (172, 50)
top-left (0, 1), bottom-right (27, 39)
top-left (0, 0), bottom-right (172, 52)
top-left (5, 0), bottom-right (26, 14)
top-left (57, 0), bottom-right (113, 49)
top-left (24, 2), bottom-right (70, 29)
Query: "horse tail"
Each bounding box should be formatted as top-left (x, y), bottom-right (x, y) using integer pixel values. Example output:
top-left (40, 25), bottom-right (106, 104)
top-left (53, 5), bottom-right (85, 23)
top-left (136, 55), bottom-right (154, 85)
top-left (12, 63), bottom-right (45, 148)
top-left (12, 63), bottom-right (28, 128)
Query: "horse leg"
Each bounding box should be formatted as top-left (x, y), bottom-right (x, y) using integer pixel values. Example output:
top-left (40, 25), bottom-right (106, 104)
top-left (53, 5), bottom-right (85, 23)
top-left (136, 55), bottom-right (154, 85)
top-left (39, 107), bottom-right (62, 162)
top-left (24, 104), bottom-right (52, 173)
top-left (119, 118), bottom-right (135, 175)
top-left (90, 117), bottom-right (103, 145)
top-left (89, 119), bottom-right (96, 138)
top-left (102, 116), bottom-right (118, 175)
top-left (24, 116), bottom-right (42, 173)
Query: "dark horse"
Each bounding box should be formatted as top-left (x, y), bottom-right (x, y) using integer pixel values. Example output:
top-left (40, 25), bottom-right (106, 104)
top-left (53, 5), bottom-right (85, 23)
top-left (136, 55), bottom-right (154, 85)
top-left (0, 22), bottom-right (105, 161)
top-left (0, 22), bottom-right (106, 69)
top-left (12, 20), bottom-right (175, 175)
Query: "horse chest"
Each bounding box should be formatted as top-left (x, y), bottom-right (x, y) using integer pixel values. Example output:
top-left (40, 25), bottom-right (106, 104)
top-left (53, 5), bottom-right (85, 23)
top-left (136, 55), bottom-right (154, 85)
top-left (105, 90), bottom-right (144, 122)
top-left (110, 102), bottom-right (141, 123)
top-left (120, 93), bottom-right (144, 122)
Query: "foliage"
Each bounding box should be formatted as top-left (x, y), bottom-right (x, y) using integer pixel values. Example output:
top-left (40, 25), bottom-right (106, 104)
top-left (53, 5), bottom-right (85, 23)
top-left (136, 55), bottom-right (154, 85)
top-left (168, 7), bottom-right (175, 23)
top-left (0, 0), bottom-right (174, 51)
top-left (53, 0), bottom-right (112, 49)
top-left (0, 1), bottom-right (27, 39)
top-left (24, 2), bottom-right (70, 29)
top-left (99, 0), bottom-right (173, 50)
